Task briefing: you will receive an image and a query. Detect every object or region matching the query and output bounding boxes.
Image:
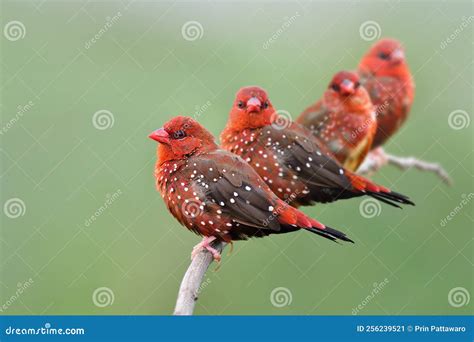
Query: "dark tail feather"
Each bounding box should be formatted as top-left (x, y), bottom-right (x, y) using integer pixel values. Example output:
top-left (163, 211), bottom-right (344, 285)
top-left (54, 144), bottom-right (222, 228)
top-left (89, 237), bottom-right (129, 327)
top-left (368, 190), bottom-right (415, 208)
top-left (307, 226), bottom-right (354, 244)
top-left (347, 171), bottom-right (415, 208)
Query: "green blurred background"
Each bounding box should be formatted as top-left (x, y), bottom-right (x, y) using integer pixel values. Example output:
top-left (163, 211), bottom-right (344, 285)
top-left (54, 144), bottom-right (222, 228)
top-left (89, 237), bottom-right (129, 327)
top-left (1, 0), bottom-right (472, 315)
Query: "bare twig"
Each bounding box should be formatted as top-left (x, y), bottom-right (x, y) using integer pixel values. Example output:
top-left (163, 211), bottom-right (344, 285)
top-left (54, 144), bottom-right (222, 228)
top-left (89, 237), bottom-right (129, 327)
top-left (174, 240), bottom-right (226, 315)
top-left (357, 151), bottom-right (452, 185)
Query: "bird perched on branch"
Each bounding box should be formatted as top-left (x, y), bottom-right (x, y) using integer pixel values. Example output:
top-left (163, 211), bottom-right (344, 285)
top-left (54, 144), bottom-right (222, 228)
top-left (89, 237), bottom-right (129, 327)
top-left (297, 71), bottom-right (376, 171)
top-left (150, 116), bottom-right (353, 262)
top-left (221, 86), bottom-right (414, 208)
top-left (358, 38), bottom-right (415, 166)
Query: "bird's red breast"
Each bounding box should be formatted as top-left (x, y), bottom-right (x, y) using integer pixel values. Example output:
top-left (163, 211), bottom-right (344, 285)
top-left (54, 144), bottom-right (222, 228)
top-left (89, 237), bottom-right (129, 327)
top-left (358, 38), bottom-right (415, 148)
top-left (297, 71), bottom-right (377, 171)
top-left (152, 116), bottom-right (352, 243)
top-left (222, 86), bottom-right (414, 209)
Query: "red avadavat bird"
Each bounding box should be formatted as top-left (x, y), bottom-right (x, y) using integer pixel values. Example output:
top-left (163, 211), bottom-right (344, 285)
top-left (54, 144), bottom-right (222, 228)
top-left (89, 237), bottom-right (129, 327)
top-left (221, 86), bottom-right (414, 208)
top-left (296, 71), bottom-right (376, 171)
top-left (358, 38), bottom-right (415, 161)
top-left (150, 116), bottom-right (353, 261)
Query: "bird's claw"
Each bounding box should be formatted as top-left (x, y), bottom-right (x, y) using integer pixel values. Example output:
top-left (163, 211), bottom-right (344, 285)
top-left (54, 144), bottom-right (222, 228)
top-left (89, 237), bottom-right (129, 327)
top-left (191, 236), bottom-right (222, 263)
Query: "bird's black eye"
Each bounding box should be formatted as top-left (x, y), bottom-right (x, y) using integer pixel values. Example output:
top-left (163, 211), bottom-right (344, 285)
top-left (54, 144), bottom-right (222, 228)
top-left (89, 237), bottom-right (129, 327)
top-left (262, 101), bottom-right (269, 109)
top-left (173, 130), bottom-right (186, 139)
top-left (237, 101), bottom-right (245, 109)
top-left (354, 81), bottom-right (360, 88)
top-left (378, 52), bottom-right (390, 60)
top-left (331, 84), bottom-right (340, 92)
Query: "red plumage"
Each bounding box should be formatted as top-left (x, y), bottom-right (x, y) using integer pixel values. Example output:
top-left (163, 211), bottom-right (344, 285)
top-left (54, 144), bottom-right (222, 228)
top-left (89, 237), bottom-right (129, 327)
top-left (221, 86), bottom-right (414, 208)
top-left (150, 116), bottom-right (353, 253)
top-left (358, 38), bottom-right (415, 148)
top-left (297, 71), bottom-right (376, 171)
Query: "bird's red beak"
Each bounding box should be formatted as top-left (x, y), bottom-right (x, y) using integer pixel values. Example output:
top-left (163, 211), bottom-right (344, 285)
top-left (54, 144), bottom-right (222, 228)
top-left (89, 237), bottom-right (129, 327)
top-left (149, 128), bottom-right (170, 144)
top-left (339, 79), bottom-right (355, 95)
top-left (391, 49), bottom-right (405, 63)
top-left (246, 97), bottom-right (262, 113)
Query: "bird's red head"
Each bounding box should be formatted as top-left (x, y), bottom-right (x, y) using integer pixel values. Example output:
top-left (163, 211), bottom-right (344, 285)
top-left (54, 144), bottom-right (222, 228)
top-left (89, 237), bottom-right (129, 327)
top-left (328, 71), bottom-right (361, 96)
top-left (149, 116), bottom-right (217, 164)
top-left (225, 86), bottom-right (276, 132)
top-left (324, 70), bottom-right (372, 111)
top-left (359, 38), bottom-right (410, 79)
